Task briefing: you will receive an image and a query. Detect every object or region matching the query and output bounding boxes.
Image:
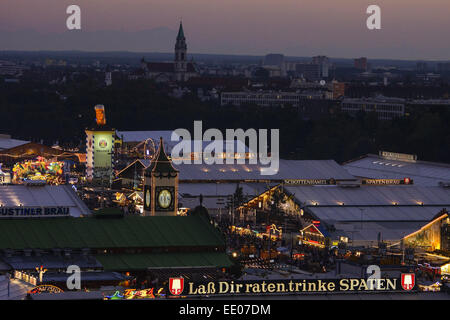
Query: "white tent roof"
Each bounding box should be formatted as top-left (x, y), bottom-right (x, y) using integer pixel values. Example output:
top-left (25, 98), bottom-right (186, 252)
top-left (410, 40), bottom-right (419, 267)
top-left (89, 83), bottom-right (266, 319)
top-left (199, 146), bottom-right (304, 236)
top-left (0, 136), bottom-right (29, 150)
top-left (116, 130), bottom-right (175, 143)
top-left (307, 206), bottom-right (446, 222)
top-left (175, 160), bottom-right (355, 181)
top-left (343, 154), bottom-right (450, 186)
top-left (0, 185), bottom-right (89, 217)
top-left (285, 185), bottom-right (450, 207)
top-left (179, 182), bottom-right (271, 197)
top-left (134, 159), bottom-right (355, 182)
top-left (330, 221), bottom-right (425, 242)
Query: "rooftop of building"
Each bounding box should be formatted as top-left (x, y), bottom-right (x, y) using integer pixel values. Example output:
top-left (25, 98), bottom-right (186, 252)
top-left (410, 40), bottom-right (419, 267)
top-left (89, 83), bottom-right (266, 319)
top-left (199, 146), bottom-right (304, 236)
top-left (0, 184), bottom-right (89, 217)
top-left (283, 184), bottom-right (450, 242)
top-left (0, 214), bottom-right (225, 251)
top-left (0, 134), bottom-right (29, 151)
top-left (343, 153), bottom-right (450, 186)
top-left (119, 158), bottom-right (356, 182)
top-left (342, 95), bottom-right (405, 104)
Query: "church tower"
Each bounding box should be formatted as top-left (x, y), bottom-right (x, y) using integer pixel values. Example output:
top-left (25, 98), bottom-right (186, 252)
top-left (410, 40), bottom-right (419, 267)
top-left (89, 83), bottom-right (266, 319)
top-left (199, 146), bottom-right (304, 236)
top-left (174, 21), bottom-right (187, 82)
top-left (143, 137), bottom-right (179, 216)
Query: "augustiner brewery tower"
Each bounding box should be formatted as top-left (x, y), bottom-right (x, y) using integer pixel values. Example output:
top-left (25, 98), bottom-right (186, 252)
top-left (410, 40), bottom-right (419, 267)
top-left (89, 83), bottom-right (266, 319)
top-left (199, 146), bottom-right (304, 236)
top-left (143, 138), bottom-right (179, 216)
top-left (85, 105), bottom-right (115, 181)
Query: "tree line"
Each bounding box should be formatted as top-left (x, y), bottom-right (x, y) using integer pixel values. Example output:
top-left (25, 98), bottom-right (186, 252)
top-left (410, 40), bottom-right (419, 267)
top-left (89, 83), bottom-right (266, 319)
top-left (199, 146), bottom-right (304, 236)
top-left (1, 78), bottom-right (449, 164)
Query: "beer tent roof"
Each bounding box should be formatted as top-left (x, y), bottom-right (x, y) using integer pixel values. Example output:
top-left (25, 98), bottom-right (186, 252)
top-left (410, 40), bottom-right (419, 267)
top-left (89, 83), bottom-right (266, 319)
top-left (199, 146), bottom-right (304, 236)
top-left (0, 215), bottom-right (225, 250)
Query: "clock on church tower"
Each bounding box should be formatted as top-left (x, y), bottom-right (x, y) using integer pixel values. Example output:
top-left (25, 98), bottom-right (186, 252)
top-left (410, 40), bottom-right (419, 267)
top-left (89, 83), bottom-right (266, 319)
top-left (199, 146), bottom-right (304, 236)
top-left (143, 137), bottom-right (179, 216)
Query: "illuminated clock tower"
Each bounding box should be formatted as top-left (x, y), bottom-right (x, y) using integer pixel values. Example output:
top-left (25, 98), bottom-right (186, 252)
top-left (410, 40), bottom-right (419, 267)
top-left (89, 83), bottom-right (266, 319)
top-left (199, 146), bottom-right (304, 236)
top-left (143, 137), bottom-right (179, 216)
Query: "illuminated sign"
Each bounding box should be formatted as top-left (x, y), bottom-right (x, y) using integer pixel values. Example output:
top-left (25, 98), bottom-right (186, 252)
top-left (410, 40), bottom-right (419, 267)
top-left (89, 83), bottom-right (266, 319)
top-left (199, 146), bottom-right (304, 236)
top-left (99, 139), bottom-right (108, 148)
top-left (401, 273), bottom-right (415, 291)
top-left (362, 178), bottom-right (413, 185)
top-left (28, 285), bottom-right (64, 295)
top-left (170, 277), bottom-right (184, 296)
top-left (171, 277), bottom-right (414, 296)
top-left (95, 105), bottom-right (106, 126)
top-left (104, 287), bottom-right (166, 300)
top-left (94, 133), bottom-right (114, 168)
top-left (0, 206), bottom-right (70, 217)
top-left (284, 179), bottom-right (336, 185)
top-left (379, 151), bottom-right (417, 162)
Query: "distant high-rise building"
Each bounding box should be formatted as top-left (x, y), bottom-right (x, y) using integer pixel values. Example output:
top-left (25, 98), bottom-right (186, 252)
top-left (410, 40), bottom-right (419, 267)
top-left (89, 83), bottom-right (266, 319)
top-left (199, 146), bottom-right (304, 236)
top-left (416, 62), bottom-right (428, 73)
top-left (263, 54), bottom-right (286, 77)
top-left (295, 63), bottom-right (321, 81)
top-left (312, 56), bottom-right (329, 78)
top-left (332, 80), bottom-right (345, 99)
top-left (264, 54), bottom-right (285, 67)
top-left (354, 57), bottom-right (368, 71)
top-left (105, 72), bottom-right (112, 86)
top-left (437, 63), bottom-right (450, 73)
top-left (284, 61), bottom-right (297, 72)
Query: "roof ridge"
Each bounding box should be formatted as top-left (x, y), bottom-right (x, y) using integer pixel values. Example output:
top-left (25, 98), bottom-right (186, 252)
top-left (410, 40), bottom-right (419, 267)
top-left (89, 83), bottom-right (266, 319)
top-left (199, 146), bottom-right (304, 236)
top-left (146, 137), bottom-right (178, 174)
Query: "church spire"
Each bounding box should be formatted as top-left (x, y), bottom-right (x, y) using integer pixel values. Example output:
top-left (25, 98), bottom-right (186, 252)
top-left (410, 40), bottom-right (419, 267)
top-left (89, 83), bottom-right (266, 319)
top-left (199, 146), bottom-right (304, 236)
top-left (174, 21), bottom-right (187, 81)
top-left (177, 21), bottom-right (185, 40)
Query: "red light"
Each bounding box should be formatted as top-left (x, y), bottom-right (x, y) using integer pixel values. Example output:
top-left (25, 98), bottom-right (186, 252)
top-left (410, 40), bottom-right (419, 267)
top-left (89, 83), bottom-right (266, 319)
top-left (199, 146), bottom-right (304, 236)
top-left (404, 177), bottom-right (410, 184)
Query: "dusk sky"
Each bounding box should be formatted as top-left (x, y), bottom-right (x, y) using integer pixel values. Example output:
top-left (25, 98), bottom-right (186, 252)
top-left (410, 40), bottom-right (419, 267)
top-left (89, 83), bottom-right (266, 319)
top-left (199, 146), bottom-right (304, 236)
top-left (0, 0), bottom-right (449, 59)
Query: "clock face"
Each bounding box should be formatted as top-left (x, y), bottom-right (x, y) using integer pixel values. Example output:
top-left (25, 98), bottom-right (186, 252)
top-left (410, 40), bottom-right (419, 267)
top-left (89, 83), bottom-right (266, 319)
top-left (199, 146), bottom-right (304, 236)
top-left (158, 189), bottom-right (172, 209)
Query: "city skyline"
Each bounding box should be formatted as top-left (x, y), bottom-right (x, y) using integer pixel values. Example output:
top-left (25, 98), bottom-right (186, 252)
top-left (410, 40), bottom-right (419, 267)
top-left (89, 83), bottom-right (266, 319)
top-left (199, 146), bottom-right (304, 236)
top-left (0, 0), bottom-right (449, 60)
top-left (1, 0), bottom-right (450, 305)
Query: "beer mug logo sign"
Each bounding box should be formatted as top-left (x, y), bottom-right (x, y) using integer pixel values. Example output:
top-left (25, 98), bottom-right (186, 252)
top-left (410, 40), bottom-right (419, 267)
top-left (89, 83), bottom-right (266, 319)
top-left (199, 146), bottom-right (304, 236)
top-left (401, 273), bottom-right (415, 291)
top-left (99, 139), bottom-right (108, 148)
top-left (95, 105), bottom-right (106, 126)
top-left (169, 277), bottom-right (184, 295)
